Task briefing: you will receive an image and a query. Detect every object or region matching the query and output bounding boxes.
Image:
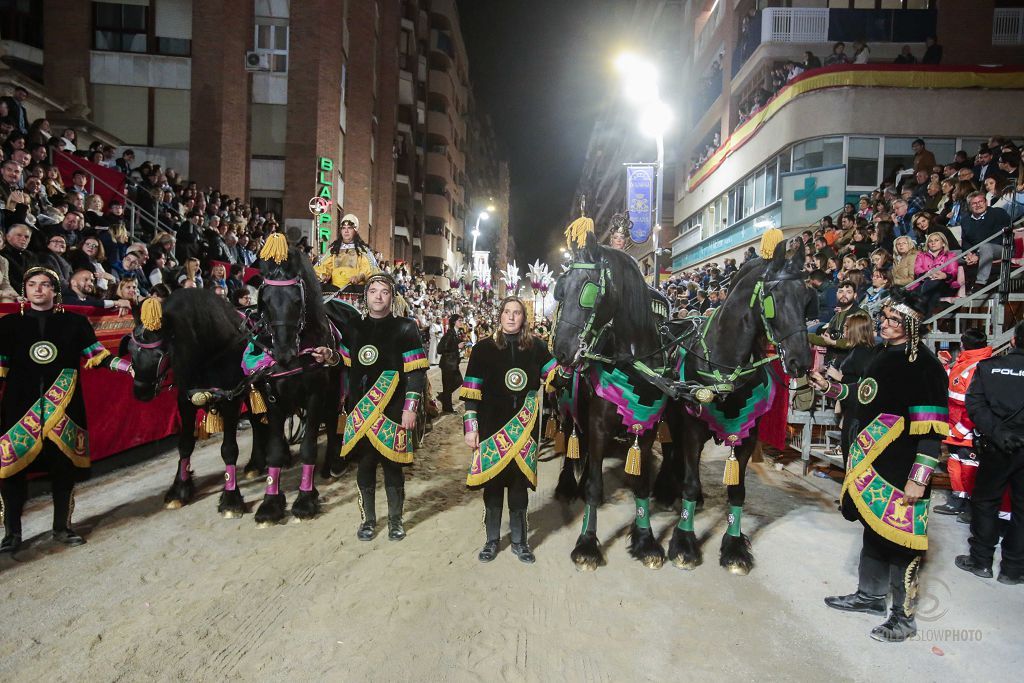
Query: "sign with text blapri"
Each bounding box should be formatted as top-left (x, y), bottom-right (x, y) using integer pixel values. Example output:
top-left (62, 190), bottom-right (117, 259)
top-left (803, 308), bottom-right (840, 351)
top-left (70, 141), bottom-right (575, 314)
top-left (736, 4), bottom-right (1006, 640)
top-left (780, 164), bottom-right (847, 228)
top-left (626, 165), bottom-right (655, 243)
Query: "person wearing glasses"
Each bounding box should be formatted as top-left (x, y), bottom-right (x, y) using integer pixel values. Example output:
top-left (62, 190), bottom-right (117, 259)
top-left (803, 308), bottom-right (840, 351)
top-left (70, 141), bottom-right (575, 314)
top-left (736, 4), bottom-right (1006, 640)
top-left (314, 213), bottom-right (378, 293)
top-left (810, 288), bottom-right (948, 642)
top-left (960, 191), bottom-right (1011, 293)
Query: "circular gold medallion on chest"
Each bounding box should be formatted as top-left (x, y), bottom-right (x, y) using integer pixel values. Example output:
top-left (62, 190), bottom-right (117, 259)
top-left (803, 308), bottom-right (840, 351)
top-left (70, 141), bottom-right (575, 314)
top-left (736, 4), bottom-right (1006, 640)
top-left (505, 368), bottom-right (528, 391)
top-left (29, 341), bottom-right (58, 365)
top-left (357, 345), bottom-right (379, 365)
top-left (858, 377), bottom-right (879, 405)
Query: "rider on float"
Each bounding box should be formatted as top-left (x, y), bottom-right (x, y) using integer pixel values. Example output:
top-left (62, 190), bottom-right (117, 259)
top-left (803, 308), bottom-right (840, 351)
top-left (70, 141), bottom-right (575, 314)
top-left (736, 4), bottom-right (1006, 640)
top-left (339, 272), bottom-right (427, 541)
top-left (811, 287), bottom-right (948, 642)
top-left (314, 213), bottom-right (378, 292)
top-left (1, 267), bottom-right (132, 553)
top-left (607, 213), bottom-right (631, 251)
top-left (461, 296), bottom-right (558, 563)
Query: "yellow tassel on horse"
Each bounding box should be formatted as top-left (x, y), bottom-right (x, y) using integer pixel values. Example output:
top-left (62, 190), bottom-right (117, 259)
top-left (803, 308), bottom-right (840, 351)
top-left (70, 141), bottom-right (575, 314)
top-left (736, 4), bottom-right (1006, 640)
top-left (140, 297), bottom-right (163, 331)
top-left (204, 409), bottom-right (224, 434)
top-left (624, 432), bottom-right (642, 476)
top-left (248, 388), bottom-right (267, 415)
top-left (259, 232), bottom-right (289, 263)
top-left (722, 451), bottom-right (740, 486)
top-left (566, 429), bottom-right (580, 460)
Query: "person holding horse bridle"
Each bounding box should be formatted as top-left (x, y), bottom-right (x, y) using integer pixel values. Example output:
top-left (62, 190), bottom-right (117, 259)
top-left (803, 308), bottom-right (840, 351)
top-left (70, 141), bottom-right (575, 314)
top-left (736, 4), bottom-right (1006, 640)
top-left (338, 273), bottom-right (427, 542)
top-left (811, 287), bottom-right (947, 642)
top-left (314, 213), bottom-right (378, 293)
top-left (1, 267), bottom-right (132, 554)
top-left (461, 296), bottom-right (558, 564)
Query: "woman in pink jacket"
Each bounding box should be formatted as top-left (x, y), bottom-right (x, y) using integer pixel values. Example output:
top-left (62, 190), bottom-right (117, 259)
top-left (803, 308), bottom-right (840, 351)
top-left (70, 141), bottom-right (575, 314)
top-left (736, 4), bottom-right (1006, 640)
top-left (911, 231), bottom-right (960, 314)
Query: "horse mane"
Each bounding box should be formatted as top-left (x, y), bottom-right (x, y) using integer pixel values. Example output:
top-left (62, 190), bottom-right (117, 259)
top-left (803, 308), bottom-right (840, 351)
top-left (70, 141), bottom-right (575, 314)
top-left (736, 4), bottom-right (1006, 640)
top-left (599, 246), bottom-right (659, 352)
top-left (163, 288), bottom-right (248, 386)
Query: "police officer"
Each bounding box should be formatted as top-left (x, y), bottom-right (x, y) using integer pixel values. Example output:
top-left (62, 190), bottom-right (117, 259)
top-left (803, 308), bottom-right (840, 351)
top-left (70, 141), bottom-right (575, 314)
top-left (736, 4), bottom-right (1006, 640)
top-left (955, 320), bottom-right (1024, 585)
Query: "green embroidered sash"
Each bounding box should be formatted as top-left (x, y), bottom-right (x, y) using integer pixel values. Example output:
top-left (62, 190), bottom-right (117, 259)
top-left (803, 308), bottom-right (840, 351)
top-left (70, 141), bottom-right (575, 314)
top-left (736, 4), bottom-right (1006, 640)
top-left (1, 369), bottom-right (88, 478)
top-left (841, 413), bottom-right (929, 550)
top-left (341, 371), bottom-right (412, 463)
top-left (467, 392), bottom-right (539, 488)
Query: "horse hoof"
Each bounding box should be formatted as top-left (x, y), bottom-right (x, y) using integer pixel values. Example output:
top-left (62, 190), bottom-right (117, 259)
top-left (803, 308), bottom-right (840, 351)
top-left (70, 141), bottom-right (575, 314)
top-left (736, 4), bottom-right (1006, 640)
top-left (254, 493), bottom-right (287, 527)
top-left (221, 510), bottom-right (243, 519)
top-left (571, 535), bottom-right (604, 571)
top-left (671, 555), bottom-right (701, 570)
top-left (726, 562), bottom-right (751, 576)
top-left (164, 500), bottom-right (184, 510)
top-left (291, 490), bottom-right (320, 520)
top-left (218, 489), bottom-right (246, 518)
top-left (573, 556), bottom-right (600, 572)
top-left (642, 555), bottom-right (664, 570)
top-left (719, 533), bottom-right (754, 575)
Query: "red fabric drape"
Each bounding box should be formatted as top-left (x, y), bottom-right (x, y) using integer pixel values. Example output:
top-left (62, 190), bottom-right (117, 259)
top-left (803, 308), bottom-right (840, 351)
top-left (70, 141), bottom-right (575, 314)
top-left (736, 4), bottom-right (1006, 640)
top-left (758, 358), bottom-right (790, 451)
top-left (53, 150), bottom-right (127, 208)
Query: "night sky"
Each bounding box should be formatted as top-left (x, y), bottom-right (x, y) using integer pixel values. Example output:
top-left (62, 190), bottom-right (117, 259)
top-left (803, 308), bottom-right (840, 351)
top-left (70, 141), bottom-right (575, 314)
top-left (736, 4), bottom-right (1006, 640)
top-left (458, 0), bottom-right (623, 265)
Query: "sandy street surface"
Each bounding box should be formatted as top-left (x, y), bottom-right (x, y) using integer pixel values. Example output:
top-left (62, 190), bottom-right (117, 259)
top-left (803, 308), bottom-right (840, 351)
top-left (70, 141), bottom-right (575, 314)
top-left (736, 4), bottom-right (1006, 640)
top-left (2, 380), bottom-right (1022, 680)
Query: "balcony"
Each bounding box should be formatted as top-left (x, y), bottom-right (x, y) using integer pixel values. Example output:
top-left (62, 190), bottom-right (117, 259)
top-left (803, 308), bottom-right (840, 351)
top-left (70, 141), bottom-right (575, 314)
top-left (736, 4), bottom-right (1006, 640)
top-left (399, 70), bottom-right (414, 106)
top-left (426, 152), bottom-right (452, 185)
top-left (993, 8), bottom-right (1024, 45)
top-left (424, 192), bottom-right (449, 220)
top-left (423, 233), bottom-right (449, 260)
top-left (427, 110), bottom-right (452, 143)
top-left (428, 68), bottom-right (453, 106)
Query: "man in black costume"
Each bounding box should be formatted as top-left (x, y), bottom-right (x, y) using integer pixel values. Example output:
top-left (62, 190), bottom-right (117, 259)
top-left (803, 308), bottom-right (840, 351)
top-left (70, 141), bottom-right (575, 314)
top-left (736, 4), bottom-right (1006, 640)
top-left (339, 273), bottom-right (427, 541)
top-left (1, 267), bottom-right (132, 553)
top-left (435, 314), bottom-right (464, 413)
top-left (813, 288), bottom-right (948, 642)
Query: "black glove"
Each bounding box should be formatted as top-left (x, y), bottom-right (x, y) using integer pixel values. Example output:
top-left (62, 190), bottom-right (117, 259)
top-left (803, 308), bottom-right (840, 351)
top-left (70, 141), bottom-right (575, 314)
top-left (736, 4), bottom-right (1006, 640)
top-left (1001, 430), bottom-right (1024, 453)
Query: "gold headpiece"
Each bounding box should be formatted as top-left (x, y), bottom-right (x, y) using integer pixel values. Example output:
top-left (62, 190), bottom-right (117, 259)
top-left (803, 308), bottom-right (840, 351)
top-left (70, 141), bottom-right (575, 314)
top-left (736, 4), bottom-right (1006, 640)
top-left (259, 232), bottom-right (289, 263)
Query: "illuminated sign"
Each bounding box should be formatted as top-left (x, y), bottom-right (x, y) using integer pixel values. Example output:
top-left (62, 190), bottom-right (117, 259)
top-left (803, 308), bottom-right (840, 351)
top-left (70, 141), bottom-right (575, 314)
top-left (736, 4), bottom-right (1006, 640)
top-left (316, 156), bottom-right (334, 254)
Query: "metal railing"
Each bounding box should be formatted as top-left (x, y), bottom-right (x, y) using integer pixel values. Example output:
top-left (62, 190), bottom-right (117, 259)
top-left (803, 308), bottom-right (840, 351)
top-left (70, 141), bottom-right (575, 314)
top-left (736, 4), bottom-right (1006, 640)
top-left (57, 152), bottom-right (162, 239)
top-left (760, 8), bottom-right (829, 44)
top-left (993, 8), bottom-right (1024, 46)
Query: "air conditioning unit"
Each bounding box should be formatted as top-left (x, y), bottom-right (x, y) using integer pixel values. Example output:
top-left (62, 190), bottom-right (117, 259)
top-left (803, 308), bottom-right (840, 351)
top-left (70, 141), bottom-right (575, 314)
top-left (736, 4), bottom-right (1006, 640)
top-left (244, 51), bottom-right (271, 72)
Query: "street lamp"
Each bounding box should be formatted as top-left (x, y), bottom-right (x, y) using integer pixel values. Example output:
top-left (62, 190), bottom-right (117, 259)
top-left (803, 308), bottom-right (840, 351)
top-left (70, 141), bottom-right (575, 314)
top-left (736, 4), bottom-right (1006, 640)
top-left (614, 51), bottom-right (673, 287)
top-left (472, 210), bottom-right (490, 254)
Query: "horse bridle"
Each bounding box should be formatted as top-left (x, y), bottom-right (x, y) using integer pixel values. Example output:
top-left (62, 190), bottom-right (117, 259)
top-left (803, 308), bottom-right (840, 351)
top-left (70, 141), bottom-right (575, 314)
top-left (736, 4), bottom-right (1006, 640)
top-left (129, 330), bottom-right (172, 395)
top-left (555, 260), bottom-right (612, 366)
top-left (259, 276), bottom-right (307, 357)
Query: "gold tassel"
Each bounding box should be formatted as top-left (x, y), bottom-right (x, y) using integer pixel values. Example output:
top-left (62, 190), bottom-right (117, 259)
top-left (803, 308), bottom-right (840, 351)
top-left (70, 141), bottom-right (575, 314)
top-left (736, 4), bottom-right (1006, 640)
top-left (337, 410), bottom-right (347, 435)
top-left (204, 409), bottom-right (223, 434)
top-left (545, 417), bottom-right (558, 440)
top-left (248, 388), bottom-right (267, 415)
top-left (553, 430), bottom-right (566, 455)
top-left (140, 297), bottom-right (163, 331)
top-left (196, 420), bottom-right (209, 440)
top-left (759, 227), bottom-right (785, 259)
top-left (723, 450), bottom-right (740, 486)
top-left (657, 421), bottom-right (672, 444)
top-left (566, 428), bottom-right (580, 460)
top-left (624, 432), bottom-right (641, 476)
top-left (259, 232), bottom-right (289, 263)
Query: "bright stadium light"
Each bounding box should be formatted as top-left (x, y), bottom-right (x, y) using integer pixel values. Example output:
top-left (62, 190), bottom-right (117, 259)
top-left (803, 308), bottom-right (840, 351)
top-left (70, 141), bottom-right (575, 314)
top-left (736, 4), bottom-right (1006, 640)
top-left (638, 99), bottom-right (673, 139)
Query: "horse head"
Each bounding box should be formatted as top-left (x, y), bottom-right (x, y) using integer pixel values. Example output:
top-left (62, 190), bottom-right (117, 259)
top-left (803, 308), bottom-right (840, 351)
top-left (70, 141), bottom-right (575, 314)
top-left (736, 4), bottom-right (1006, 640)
top-left (258, 236), bottom-right (312, 366)
top-left (126, 303), bottom-right (171, 402)
top-left (759, 244), bottom-right (814, 378)
top-left (552, 231), bottom-right (617, 367)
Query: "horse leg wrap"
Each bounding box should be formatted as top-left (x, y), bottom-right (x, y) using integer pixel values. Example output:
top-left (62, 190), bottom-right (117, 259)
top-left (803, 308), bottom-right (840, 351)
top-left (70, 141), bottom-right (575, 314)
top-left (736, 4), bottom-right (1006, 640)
top-left (677, 498), bottom-right (697, 532)
top-left (179, 458), bottom-right (191, 481)
top-left (265, 467), bottom-right (282, 496)
top-left (299, 464), bottom-right (315, 492)
top-left (224, 465), bottom-right (237, 491)
top-left (634, 497), bottom-right (651, 530)
top-left (726, 505), bottom-right (743, 538)
top-left (581, 504), bottom-right (597, 535)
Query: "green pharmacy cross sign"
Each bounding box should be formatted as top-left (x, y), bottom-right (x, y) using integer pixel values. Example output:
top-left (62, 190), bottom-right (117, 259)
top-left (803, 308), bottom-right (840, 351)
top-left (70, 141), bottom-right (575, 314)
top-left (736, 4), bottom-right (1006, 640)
top-left (794, 176), bottom-right (829, 211)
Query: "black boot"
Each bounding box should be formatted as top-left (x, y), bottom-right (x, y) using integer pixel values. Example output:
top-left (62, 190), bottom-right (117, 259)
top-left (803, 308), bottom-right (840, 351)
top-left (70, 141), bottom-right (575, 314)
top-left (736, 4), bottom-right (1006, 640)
top-left (823, 591), bottom-right (887, 616)
top-left (478, 507), bottom-right (502, 563)
top-left (870, 607), bottom-right (917, 642)
top-left (0, 533), bottom-right (21, 554)
top-left (1, 483), bottom-right (26, 554)
top-left (386, 486), bottom-right (406, 541)
top-left (52, 483), bottom-right (86, 547)
top-left (954, 554), bottom-right (993, 578)
top-left (509, 509), bottom-right (535, 564)
top-left (933, 495), bottom-right (967, 515)
top-left (957, 507), bottom-right (972, 524)
top-left (357, 487), bottom-right (376, 541)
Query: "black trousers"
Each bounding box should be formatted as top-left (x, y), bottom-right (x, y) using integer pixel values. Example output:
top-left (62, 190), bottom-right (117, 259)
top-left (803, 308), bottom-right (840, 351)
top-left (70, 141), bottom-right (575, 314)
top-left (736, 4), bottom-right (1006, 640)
top-left (439, 365), bottom-right (463, 411)
top-left (857, 528), bottom-right (922, 615)
top-left (968, 444), bottom-right (1024, 577)
top-left (354, 440), bottom-right (405, 490)
top-left (1, 445), bottom-right (80, 536)
top-left (481, 466), bottom-right (529, 512)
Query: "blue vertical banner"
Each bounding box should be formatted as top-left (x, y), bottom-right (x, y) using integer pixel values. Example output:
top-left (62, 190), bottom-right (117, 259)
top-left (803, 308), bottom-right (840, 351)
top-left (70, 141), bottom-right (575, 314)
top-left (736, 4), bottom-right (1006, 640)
top-left (626, 164), bottom-right (654, 243)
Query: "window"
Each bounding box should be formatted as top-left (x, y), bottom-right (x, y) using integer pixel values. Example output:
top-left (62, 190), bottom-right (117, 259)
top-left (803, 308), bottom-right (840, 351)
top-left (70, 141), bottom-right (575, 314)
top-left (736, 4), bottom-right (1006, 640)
top-left (250, 104), bottom-right (288, 157)
top-left (91, 84), bottom-right (148, 144)
top-left (792, 137), bottom-right (842, 171)
top-left (153, 88), bottom-right (190, 148)
top-left (94, 2), bottom-right (148, 53)
top-left (255, 21), bottom-right (289, 73)
top-left (766, 160), bottom-right (778, 204)
top-left (848, 137), bottom-right (880, 187)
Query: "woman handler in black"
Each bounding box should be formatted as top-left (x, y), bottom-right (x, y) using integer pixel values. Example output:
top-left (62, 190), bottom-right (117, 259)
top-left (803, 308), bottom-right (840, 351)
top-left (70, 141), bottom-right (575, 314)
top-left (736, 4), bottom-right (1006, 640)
top-left (461, 296), bottom-right (557, 563)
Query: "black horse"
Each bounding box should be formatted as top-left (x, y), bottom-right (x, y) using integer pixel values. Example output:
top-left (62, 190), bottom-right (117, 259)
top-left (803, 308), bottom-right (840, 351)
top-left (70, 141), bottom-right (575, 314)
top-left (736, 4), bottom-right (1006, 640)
top-left (128, 288), bottom-right (268, 517)
top-left (550, 232), bottom-right (671, 570)
top-left (252, 235), bottom-right (344, 526)
top-left (661, 244), bottom-right (813, 574)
